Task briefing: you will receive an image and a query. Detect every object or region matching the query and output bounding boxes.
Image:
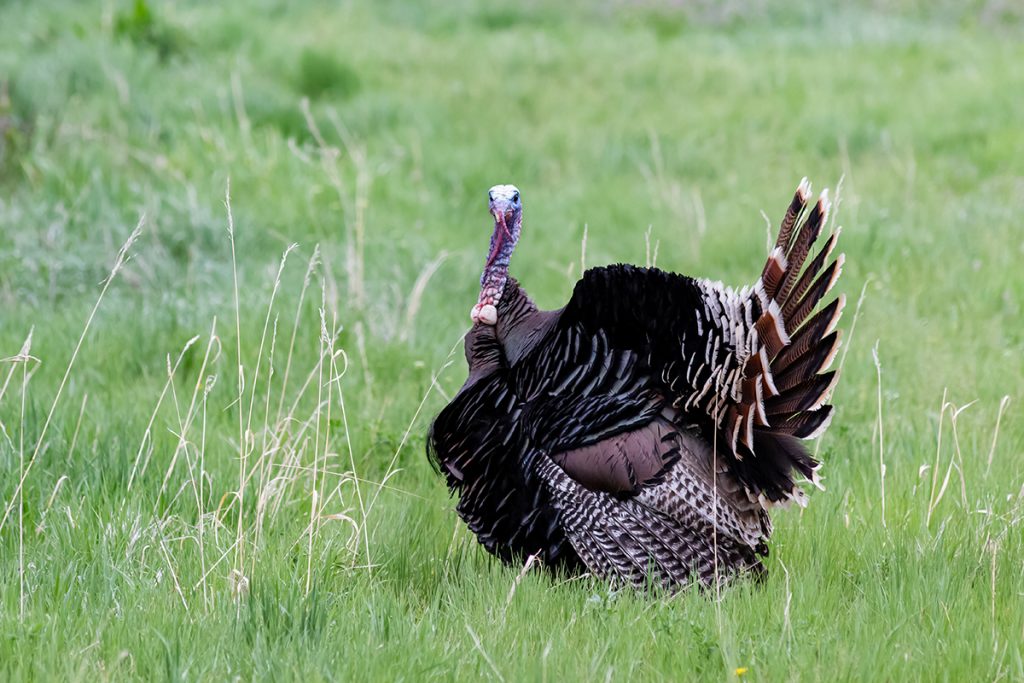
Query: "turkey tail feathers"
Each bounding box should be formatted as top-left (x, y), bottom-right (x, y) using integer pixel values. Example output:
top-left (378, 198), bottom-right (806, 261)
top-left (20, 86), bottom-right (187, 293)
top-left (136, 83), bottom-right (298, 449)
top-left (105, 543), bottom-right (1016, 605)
top-left (717, 180), bottom-right (844, 507)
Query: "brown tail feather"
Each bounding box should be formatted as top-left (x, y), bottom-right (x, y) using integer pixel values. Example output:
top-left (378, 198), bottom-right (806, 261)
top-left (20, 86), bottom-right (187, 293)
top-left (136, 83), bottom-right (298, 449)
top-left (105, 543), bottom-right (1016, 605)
top-left (765, 371), bottom-right (837, 416)
top-left (781, 230), bottom-right (842, 321)
top-left (770, 178), bottom-right (811, 265)
top-left (784, 256), bottom-right (845, 333)
top-left (776, 193), bottom-right (829, 305)
top-left (773, 331), bottom-right (841, 393)
top-left (775, 296), bottom-right (845, 373)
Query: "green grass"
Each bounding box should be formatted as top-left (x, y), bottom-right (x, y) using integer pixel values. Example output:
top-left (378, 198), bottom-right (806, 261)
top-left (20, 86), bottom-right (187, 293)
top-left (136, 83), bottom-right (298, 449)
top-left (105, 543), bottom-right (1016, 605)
top-left (2, 0), bottom-right (1023, 680)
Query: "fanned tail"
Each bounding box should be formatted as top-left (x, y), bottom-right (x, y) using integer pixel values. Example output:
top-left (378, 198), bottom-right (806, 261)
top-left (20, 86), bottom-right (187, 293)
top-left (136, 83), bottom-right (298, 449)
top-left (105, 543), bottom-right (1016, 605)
top-left (718, 179), bottom-right (845, 506)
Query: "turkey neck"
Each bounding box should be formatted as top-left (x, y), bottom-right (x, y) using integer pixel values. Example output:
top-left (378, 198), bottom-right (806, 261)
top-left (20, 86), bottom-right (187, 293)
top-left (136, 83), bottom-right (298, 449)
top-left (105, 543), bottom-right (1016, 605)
top-left (478, 211), bottom-right (522, 311)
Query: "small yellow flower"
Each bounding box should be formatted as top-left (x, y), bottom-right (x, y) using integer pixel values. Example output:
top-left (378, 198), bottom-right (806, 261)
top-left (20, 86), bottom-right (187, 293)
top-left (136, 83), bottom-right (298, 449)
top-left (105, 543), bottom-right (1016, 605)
top-left (735, 667), bottom-right (749, 677)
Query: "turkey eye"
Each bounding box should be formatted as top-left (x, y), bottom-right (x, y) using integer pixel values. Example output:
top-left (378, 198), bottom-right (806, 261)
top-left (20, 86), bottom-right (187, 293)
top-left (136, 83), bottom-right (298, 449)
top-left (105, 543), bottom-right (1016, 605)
top-left (513, 193), bottom-right (519, 203)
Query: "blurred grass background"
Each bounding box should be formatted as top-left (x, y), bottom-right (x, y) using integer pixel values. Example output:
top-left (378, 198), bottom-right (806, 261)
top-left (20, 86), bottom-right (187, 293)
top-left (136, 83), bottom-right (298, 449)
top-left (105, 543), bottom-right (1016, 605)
top-left (1, 0), bottom-right (1023, 680)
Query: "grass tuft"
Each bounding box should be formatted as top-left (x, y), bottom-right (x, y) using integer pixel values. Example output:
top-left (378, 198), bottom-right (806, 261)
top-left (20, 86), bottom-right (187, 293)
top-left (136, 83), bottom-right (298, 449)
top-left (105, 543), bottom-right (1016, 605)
top-left (296, 49), bottom-right (362, 101)
top-left (113, 0), bottom-right (189, 61)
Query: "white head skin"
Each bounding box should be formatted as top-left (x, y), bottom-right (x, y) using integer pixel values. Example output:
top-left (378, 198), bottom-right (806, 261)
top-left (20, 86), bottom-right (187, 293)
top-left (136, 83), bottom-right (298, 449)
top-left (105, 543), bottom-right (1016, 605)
top-left (471, 184), bottom-right (522, 326)
top-left (487, 184), bottom-right (520, 203)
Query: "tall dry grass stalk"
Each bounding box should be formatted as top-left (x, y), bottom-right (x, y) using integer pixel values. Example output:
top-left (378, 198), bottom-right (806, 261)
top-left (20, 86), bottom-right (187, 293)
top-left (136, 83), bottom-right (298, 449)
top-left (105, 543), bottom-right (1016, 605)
top-left (226, 179), bottom-right (248, 577)
top-left (926, 388), bottom-right (950, 527)
top-left (276, 247), bottom-right (321, 427)
top-left (16, 334), bottom-right (33, 621)
top-left (324, 329), bottom-right (369, 568)
top-left (872, 341), bottom-right (886, 529)
top-left (66, 393), bottom-right (88, 464)
top-left (304, 302), bottom-right (325, 594)
top-left (985, 396), bottom-right (1011, 477)
top-left (199, 364), bottom-right (216, 610)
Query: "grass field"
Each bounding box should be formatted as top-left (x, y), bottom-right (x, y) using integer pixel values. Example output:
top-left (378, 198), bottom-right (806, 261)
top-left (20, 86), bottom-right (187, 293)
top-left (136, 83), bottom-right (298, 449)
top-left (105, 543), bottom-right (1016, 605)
top-left (2, 0), bottom-right (1023, 680)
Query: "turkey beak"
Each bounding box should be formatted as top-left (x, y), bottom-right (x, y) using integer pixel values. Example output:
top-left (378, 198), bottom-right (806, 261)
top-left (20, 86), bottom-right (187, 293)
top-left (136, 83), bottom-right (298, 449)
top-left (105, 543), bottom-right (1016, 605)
top-left (489, 201), bottom-right (513, 236)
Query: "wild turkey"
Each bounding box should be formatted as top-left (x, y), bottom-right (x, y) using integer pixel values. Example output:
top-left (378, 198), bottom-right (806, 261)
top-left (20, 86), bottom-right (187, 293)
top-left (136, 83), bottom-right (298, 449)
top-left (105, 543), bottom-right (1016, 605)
top-left (427, 180), bottom-right (844, 590)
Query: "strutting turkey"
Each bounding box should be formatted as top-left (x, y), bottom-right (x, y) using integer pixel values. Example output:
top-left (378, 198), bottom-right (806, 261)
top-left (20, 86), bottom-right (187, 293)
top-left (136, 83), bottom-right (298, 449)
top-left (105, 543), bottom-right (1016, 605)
top-left (427, 180), bottom-right (844, 590)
